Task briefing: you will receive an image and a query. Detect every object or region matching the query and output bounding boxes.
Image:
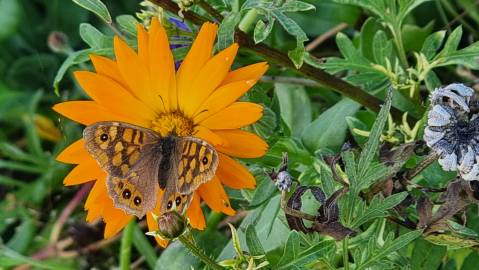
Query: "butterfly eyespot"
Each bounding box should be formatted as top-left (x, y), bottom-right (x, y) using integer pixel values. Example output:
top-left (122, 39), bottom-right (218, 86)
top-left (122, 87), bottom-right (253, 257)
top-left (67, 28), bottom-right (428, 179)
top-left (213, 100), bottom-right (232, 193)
top-left (100, 133), bottom-right (108, 142)
top-left (202, 156), bottom-right (209, 165)
top-left (133, 196), bottom-right (142, 206)
top-left (167, 201), bottom-right (173, 209)
top-left (175, 196), bottom-right (181, 206)
top-left (122, 189), bottom-right (131, 199)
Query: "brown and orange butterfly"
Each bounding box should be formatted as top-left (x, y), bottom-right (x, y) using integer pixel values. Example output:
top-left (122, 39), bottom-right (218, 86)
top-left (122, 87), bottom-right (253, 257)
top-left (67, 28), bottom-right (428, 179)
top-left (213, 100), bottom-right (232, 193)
top-left (83, 121), bottom-right (218, 218)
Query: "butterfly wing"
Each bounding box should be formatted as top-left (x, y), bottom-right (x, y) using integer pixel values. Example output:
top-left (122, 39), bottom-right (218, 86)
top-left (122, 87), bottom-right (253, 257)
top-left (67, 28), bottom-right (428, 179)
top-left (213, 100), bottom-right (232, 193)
top-left (83, 121), bottom-right (160, 178)
top-left (83, 121), bottom-right (162, 218)
top-left (158, 136), bottom-right (218, 215)
top-left (107, 151), bottom-right (160, 218)
top-left (176, 137), bottom-right (219, 195)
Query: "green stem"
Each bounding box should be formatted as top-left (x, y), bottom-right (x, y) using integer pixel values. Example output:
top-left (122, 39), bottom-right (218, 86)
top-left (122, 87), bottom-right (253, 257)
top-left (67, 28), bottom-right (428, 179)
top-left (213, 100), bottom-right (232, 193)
top-left (238, 9), bottom-right (259, 33)
top-left (120, 220), bottom-right (135, 270)
top-left (342, 237), bottom-right (350, 270)
top-left (389, 24), bottom-right (409, 69)
top-left (178, 231), bottom-right (223, 270)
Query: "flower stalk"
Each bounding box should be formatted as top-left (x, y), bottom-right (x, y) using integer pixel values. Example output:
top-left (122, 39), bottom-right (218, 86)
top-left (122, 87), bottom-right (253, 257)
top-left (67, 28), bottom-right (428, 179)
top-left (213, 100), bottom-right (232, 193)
top-left (120, 220), bottom-right (135, 270)
top-left (178, 231), bottom-right (223, 270)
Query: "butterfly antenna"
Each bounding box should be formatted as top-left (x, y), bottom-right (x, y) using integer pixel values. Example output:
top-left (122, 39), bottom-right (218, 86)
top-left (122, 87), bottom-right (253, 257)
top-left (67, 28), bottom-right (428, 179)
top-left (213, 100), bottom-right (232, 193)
top-left (196, 109), bottom-right (209, 118)
top-left (158, 95), bottom-right (167, 111)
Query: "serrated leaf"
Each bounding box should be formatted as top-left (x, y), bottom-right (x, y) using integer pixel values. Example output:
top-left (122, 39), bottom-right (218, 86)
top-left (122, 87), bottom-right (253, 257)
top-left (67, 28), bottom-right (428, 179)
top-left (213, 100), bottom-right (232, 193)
top-left (432, 26), bottom-right (479, 69)
top-left (357, 88), bottom-right (392, 179)
top-left (277, 240), bottom-right (335, 270)
top-left (356, 230), bottom-right (422, 270)
top-left (217, 12), bottom-right (241, 50)
top-left (351, 192), bottom-right (407, 228)
top-left (72, 0), bottom-right (111, 24)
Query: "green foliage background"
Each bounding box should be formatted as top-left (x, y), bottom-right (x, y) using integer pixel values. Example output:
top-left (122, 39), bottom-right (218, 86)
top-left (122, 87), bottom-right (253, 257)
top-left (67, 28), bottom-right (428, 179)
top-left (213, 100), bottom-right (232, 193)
top-left (2, 0), bottom-right (479, 269)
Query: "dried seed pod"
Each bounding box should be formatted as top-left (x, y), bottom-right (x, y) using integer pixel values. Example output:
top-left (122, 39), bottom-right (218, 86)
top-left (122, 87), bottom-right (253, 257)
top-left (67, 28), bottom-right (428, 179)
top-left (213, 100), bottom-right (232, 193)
top-left (424, 84), bottom-right (479, 180)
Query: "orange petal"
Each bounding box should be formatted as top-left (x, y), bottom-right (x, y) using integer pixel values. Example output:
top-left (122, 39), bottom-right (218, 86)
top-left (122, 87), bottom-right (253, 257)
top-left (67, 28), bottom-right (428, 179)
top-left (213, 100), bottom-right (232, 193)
top-left (146, 188), bottom-right (169, 247)
top-left (56, 139), bottom-right (90, 164)
top-left (216, 153), bottom-right (256, 189)
top-left (90, 55), bottom-right (127, 88)
top-left (197, 176), bottom-right (235, 215)
top-left (215, 130), bottom-right (268, 158)
top-left (85, 178), bottom-right (107, 222)
top-left (181, 44), bottom-right (239, 117)
top-left (194, 126), bottom-right (224, 146)
top-left (187, 192), bottom-right (206, 230)
top-left (149, 18), bottom-right (176, 111)
top-left (193, 80), bottom-right (256, 122)
top-left (53, 101), bottom-right (149, 127)
top-left (113, 36), bottom-right (161, 114)
top-left (74, 71), bottom-right (156, 122)
top-left (222, 62), bottom-right (269, 85)
top-left (177, 23), bottom-right (218, 109)
top-left (63, 158), bottom-right (106, 186)
top-left (136, 24), bottom-right (150, 69)
top-left (103, 200), bottom-right (134, 239)
top-left (200, 102), bottom-right (263, 130)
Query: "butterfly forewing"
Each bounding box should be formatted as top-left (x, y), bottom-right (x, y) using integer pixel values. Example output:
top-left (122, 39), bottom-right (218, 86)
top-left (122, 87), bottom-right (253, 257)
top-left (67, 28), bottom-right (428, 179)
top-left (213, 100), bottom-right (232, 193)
top-left (83, 121), bottom-right (160, 178)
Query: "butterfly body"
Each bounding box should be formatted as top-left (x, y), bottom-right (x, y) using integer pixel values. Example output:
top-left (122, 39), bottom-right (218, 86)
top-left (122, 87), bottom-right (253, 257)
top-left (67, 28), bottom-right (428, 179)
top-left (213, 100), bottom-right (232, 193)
top-left (83, 121), bottom-right (218, 218)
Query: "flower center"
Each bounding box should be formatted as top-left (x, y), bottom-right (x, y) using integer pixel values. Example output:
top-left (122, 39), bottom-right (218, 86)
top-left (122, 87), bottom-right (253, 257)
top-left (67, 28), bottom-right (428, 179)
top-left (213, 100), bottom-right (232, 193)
top-left (151, 112), bottom-right (194, 137)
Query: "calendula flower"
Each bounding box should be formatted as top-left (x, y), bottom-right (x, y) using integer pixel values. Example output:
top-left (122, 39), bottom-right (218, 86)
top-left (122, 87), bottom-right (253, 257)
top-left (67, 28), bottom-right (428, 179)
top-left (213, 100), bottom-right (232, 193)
top-left (424, 83), bottom-right (479, 180)
top-left (54, 19), bottom-right (268, 246)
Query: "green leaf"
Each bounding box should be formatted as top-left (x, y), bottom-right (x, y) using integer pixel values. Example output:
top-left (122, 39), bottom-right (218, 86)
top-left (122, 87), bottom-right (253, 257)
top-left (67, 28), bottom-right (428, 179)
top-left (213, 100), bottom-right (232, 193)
top-left (275, 83), bottom-right (312, 138)
top-left (132, 224), bottom-right (157, 269)
top-left (72, 0), bottom-right (112, 24)
top-left (217, 12), bottom-right (241, 50)
top-left (0, 0), bottom-right (22, 41)
top-left (0, 246), bottom-right (72, 269)
top-left (372, 31), bottom-right (393, 66)
top-left (421, 30), bottom-right (446, 60)
top-left (411, 239), bottom-right (446, 270)
top-left (275, 240), bottom-right (335, 270)
top-left (357, 88), bottom-right (392, 178)
top-left (402, 21), bottom-right (434, 52)
top-left (116, 15), bottom-right (139, 37)
top-left (279, 1), bottom-right (316, 12)
top-left (254, 17), bottom-right (275, 44)
top-left (302, 98), bottom-right (361, 152)
top-left (351, 192), bottom-right (408, 228)
top-left (432, 26), bottom-right (479, 69)
top-left (356, 230), bottom-right (423, 270)
top-left (276, 231), bottom-right (300, 267)
top-left (6, 217), bottom-right (35, 253)
top-left (53, 47), bottom-right (113, 94)
top-left (245, 225), bottom-right (265, 256)
top-left (79, 23), bottom-right (112, 48)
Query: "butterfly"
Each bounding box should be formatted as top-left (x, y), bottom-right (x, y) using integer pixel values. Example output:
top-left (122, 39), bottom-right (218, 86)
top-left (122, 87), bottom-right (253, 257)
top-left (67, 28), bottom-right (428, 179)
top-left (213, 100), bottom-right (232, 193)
top-left (83, 121), bottom-right (219, 218)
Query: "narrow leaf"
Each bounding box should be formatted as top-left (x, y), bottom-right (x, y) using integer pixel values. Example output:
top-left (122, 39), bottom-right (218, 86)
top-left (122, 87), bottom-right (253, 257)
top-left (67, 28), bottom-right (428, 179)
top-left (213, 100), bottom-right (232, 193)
top-left (72, 0), bottom-right (112, 23)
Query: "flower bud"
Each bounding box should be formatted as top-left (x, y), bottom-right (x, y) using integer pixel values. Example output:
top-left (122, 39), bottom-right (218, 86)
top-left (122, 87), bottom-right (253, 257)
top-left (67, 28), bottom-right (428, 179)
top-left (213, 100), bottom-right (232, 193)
top-left (47, 31), bottom-right (70, 54)
top-left (156, 211), bottom-right (186, 239)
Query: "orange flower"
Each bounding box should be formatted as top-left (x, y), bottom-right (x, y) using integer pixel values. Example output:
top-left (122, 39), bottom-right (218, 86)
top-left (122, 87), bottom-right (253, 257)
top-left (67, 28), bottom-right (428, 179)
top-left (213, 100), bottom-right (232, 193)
top-left (53, 19), bottom-right (268, 247)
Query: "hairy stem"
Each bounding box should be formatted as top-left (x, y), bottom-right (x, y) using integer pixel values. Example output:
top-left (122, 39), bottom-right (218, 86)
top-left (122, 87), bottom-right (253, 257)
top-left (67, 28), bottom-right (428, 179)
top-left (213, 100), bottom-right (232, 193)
top-left (178, 231), bottom-right (223, 270)
top-left (150, 0), bottom-right (409, 121)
